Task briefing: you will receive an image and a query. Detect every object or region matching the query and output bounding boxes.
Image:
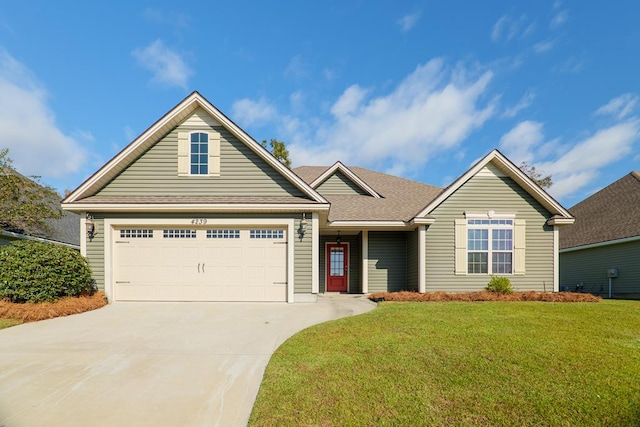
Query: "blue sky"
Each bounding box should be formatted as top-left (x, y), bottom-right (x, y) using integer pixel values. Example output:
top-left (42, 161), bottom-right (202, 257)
top-left (1, 1), bottom-right (638, 206)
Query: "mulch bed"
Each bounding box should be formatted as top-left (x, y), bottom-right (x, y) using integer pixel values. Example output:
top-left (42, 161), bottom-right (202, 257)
top-left (369, 290), bottom-right (601, 303)
top-left (0, 292), bottom-right (108, 322)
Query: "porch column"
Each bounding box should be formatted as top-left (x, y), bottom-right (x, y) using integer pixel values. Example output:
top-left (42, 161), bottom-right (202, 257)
top-left (553, 226), bottom-right (559, 292)
top-left (361, 230), bottom-right (369, 293)
top-left (312, 213), bottom-right (319, 294)
top-left (418, 225), bottom-right (426, 293)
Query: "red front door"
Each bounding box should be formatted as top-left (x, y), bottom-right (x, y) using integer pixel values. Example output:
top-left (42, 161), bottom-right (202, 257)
top-left (326, 244), bottom-right (348, 292)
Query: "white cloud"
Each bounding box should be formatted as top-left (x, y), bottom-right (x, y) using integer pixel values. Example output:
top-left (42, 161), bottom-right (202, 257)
top-left (397, 12), bottom-right (421, 33)
top-left (595, 93), bottom-right (639, 120)
top-left (231, 97), bottom-right (277, 127)
top-left (550, 9), bottom-right (568, 28)
top-left (502, 91), bottom-right (535, 118)
top-left (284, 55), bottom-right (310, 79)
top-left (540, 121), bottom-right (639, 198)
top-left (491, 14), bottom-right (531, 42)
top-left (330, 85), bottom-right (370, 117)
top-left (132, 40), bottom-right (192, 89)
top-left (289, 59), bottom-right (496, 169)
top-left (533, 39), bottom-right (555, 54)
top-left (0, 49), bottom-right (88, 180)
top-left (499, 121), bottom-right (544, 163)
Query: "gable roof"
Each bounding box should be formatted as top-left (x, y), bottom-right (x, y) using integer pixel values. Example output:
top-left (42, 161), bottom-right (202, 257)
top-left (294, 166), bottom-right (442, 222)
top-left (415, 149), bottom-right (574, 221)
top-left (560, 171), bottom-right (640, 249)
top-left (309, 161), bottom-right (382, 198)
top-left (63, 91), bottom-right (327, 206)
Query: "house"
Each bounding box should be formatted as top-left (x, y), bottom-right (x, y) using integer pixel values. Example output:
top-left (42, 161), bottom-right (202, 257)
top-left (560, 172), bottom-right (640, 297)
top-left (62, 92), bottom-right (574, 303)
top-left (0, 174), bottom-right (79, 249)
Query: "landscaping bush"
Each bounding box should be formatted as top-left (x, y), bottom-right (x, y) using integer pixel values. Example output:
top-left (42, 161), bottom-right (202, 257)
top-left (0, 241), bottom-right (94, 303)
top-left (485, 275), bottom-right (513, 294)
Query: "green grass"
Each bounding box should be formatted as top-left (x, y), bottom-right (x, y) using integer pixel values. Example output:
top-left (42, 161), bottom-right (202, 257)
top-left (0, 318), bottom-right (22, 329)
top-left (250, 301), bottom-right (640, 426)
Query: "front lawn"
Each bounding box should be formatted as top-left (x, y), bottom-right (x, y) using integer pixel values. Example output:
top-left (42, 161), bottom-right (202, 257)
top-left (250, 300), bottom-right (640, 426)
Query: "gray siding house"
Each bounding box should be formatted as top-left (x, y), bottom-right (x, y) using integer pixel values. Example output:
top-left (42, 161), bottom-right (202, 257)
top-left (560, 172), bottom-right (640, 297)
top-left (62, 92), bottom-right (574, 303)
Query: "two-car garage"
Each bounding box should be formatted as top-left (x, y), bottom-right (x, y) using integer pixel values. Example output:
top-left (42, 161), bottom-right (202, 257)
top-left (111, 225), bottom-right (288, 302)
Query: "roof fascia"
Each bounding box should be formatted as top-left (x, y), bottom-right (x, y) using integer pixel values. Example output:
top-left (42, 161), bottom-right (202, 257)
top-left (64, 92), bottom-right (327, 205)
top-left (560, 234), bottom-right (640, 253)
top-left (61, 202), bottom-right (331, 213)
top-left (416, 149), bottom-right (574, 219)
top-left (0, 230), bottom-right (80, 250)
top-left (310, 161), bottom-right (381, 198)
top-left (326, 220), bottom-right (410, 229)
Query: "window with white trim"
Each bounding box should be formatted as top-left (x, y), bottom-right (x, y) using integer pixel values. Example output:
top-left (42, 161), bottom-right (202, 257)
top-left (467, 219), bottom-right (513, 274)
top-left (190, 132), bottom-right (209, 175)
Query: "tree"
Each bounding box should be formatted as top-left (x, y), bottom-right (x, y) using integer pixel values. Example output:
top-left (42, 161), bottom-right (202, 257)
top-left (518, 161), bottom-right (553, 189)
top-left (261, 139), bottom-right (291, 168)
top-left (0, 148), bottom-right (62, 236)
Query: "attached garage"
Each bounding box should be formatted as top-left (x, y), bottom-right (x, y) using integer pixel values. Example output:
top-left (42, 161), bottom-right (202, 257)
top-left (113, 226), bottom-right (288, 302)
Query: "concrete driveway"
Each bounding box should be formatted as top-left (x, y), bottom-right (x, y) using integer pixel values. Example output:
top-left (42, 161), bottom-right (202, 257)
top-left (0, 295), bottom-right (375, 427)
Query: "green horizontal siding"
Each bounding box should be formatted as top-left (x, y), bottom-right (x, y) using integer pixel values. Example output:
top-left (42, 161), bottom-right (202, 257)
top-left (86, 218), bottom-right (105, 291)
top-left (293, 214), bottom-right (313, 294)
top-left (425, 172), bottom-right (554, 292)
top-left (97, 113), bottom-right (304, 197)
top-left (316, 171), bottom-right (369, 195)
top-left (560, 240), bottom-right (640, 296)
top-left (368, 232), bottom-right (409, 293)
top-left (406, 229), bottom-right (419, 291)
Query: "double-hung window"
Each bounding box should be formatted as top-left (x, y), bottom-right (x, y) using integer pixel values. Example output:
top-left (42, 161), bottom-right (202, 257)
top-left (467, 219), bottom-right (513, 274)
top-left (190, 132), bottom-right (209, 175)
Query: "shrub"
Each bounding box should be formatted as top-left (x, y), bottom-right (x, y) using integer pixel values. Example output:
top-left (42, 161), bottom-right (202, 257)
top-left (485, 276), bottom-right (513, 294)
top-left (0, 241), bottom-right (94, 303)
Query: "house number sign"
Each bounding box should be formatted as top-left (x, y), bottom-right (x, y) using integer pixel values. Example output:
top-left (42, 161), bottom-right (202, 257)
top-left (191, 218), bottom-right (208, 225)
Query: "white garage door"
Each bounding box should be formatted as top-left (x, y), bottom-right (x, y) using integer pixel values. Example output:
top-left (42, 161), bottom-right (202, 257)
top-left (113, 227), bottom-right (287, 302)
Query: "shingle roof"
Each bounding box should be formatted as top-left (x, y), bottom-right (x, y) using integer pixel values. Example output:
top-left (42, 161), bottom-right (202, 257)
top-left (294, 166), bottom-right (443, 221)
top-left (560, 171), bottom-right (640, 249)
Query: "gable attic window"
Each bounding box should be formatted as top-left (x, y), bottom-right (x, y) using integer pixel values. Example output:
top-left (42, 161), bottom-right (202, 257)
top-left (177, 130), bottom-right (221, 177)
top-left (190, 132), bottom-right (209, 175)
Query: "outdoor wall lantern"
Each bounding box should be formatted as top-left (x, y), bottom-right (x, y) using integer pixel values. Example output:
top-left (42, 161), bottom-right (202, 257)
top-left (336, 231), bottom-right (342, 245)
top-left (86, 213), bottom-right (96, 239)
top-left (298, 213), bottom-right (308, 238)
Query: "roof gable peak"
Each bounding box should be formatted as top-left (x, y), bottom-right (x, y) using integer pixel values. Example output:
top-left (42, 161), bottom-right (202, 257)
top-left (310, 161), bottom-right (382, 198)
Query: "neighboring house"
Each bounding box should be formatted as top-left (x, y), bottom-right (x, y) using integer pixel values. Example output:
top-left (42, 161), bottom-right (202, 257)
top-left (0, 176), bottom-right (79, 249)
top-left (560, 172), bottom-right (640, 297)
top-left (62, 92), bottom-right (574, 303)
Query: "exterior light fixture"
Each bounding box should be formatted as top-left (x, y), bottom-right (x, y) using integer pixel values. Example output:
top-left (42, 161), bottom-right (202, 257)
top-left (299, 213), bottom-right (308, 237)
top-left (86, 213), bottom-right (96, 239)
top-left (336, 231), bottom-right (342, 245)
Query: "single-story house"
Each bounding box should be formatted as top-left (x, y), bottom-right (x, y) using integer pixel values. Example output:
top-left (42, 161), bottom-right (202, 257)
top-left (62, 92), bottom-right (574, 303)
top-left (560, 171), bottom-right (640, 297)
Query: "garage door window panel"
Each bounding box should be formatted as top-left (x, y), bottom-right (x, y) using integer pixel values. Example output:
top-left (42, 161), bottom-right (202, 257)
top-left (250, 229), bottom-right (284, 239)
top-left (207, 229), bottom-right (240, 239)
top-left (163, 229), bottom-right (197, 238)
top-left (120, 229), bottom-right (153, 238)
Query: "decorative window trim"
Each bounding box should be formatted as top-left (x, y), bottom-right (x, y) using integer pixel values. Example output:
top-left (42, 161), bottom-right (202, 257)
top-left (207, 229), bottom-right (240, 239)
top-left (455, 214), bottom-right (525, 275)
top-left (177, 130), bottom-right (221, 177)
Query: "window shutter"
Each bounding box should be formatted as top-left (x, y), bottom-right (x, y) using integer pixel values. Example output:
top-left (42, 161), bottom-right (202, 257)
top-left (454, 219), bottom-right (467, 275)
top-left (177, 131), bottom-right (188, 176)
top-left (209, 131), bottom-right (221, 176)
top-left (514, 219), bottom-right (526, 274)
